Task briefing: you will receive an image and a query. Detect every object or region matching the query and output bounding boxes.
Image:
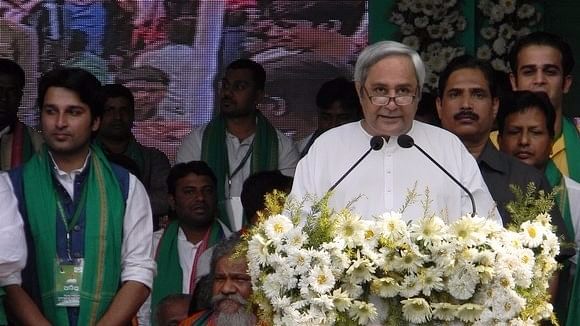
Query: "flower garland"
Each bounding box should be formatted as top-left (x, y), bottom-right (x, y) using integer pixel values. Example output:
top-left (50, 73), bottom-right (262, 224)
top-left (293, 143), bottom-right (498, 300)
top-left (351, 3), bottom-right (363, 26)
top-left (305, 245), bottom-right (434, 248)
top-left (389, 0), bottom-right (466, 93)
top-left (476, 0), bottom-right (543, 72)
top-left (242, 190), bottom-right (559, 325)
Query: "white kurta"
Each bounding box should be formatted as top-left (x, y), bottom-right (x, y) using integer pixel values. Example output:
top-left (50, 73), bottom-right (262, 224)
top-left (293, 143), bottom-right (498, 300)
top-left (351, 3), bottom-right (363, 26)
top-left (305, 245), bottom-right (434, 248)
top-left (0, 172), bottom-right (26, 284)
top-left (290, 121), bottom-right (501, 224)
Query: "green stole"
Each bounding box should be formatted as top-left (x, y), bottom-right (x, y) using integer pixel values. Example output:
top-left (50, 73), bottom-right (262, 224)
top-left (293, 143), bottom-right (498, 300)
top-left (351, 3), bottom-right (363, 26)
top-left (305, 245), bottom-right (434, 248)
top-left (546, 160), bottom-right (579, 326)
top-left (151, 220), bottom-right (225, 309)
top-left (555, 117), bottom-right (580, 183)
top-left (22, 145), bottom-right (125, 325)
top-left (201, 111), bottom-right (279, 229)
top-left (188, 309), bottom-right (214, 326)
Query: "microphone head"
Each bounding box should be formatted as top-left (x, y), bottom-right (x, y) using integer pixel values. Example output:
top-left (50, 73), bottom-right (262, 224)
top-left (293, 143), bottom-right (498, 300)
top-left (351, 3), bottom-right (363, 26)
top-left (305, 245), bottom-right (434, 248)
top-left (370, 136), bottom-right (384, 150)
top-left (397, 134), bottom-right (414, 148)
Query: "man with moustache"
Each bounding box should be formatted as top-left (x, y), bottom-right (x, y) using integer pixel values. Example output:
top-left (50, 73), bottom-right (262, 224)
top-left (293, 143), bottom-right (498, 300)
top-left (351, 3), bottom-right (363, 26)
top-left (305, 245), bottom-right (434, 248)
top-left (179, 233), bottom-right (256, 326)
top-left (290, 41), bottom-right (499, 226)
top-left (141, 161), bottom-right (231, 325)
top-left (176, 59), bottom-right (299, 231)
top-left (436, 55), bottom-right (571, 233)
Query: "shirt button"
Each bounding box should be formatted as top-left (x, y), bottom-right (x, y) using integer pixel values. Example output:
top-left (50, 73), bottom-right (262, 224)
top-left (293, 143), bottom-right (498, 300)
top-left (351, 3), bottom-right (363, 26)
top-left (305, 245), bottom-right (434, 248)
top-left (387, 170), bottom-right (391, 174)
top-left (73, 225), bottom-right (81, 232)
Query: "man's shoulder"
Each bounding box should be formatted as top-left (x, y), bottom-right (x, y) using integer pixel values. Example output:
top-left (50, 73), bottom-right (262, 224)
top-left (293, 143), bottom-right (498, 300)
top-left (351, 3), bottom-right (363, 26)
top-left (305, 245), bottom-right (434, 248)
top-left (484, 146), bottom-right (546, 185)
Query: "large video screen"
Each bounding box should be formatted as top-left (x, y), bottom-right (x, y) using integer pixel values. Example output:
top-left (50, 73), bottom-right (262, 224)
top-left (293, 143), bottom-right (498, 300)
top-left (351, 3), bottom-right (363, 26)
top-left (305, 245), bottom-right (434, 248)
top-left (1, 0), bottom-right (368, 162)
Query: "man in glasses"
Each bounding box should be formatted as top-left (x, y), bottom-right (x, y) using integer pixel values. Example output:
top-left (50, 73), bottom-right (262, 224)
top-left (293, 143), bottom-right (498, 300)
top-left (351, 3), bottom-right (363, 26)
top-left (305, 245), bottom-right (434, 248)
top-left (290, 41), bottom-right (498, 225)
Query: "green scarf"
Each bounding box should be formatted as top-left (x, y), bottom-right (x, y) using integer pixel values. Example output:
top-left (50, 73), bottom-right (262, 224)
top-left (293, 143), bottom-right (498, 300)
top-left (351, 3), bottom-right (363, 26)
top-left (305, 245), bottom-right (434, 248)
top-left (22, 145), bottom-right (125, 325)
top-left (151, 220), bottom-right (225, 309)
top-left (561, 117), bottom-right (580, 183)
top-left (545, 160), bottom-right (579, 326)
top-left (201, 111), bottom-right (279, 229)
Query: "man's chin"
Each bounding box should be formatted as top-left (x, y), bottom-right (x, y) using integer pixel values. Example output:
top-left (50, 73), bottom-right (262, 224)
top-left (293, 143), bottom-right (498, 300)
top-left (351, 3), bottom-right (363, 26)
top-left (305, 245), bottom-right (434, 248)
top-left (217, 299), bottom-right (243, 314)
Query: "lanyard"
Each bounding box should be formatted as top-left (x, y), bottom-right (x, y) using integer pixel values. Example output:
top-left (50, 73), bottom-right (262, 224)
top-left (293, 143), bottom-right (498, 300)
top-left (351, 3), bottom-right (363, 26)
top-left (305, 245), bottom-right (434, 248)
top-left (55, 182), bottom-right (88, 261)
top-left (227, 142), bottom-right (254, 197)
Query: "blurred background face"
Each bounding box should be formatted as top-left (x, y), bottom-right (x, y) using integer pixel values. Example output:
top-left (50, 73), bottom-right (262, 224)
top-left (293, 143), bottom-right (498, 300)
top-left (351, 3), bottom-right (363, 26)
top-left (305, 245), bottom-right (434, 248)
top-left (510, 45), bottom-right (572, 111)
top-left (317, 101), bottom-right (359, 132)
top-left (124, 80), bottom-right (167, 121)
top-left (0, 73), bottom-right (22, 129)
top-left (219, 68), bottom-right (262, 118)
top-left (499, 107), bottom-right (552, 170)
top-left (437, 68), bottom-right (498, 143)
top-left (170, 173), bottom-right (217, 228)
top-left (357, 55), bottom-right (419, 136)
top-left (99, 96), bottom-right (134, 140)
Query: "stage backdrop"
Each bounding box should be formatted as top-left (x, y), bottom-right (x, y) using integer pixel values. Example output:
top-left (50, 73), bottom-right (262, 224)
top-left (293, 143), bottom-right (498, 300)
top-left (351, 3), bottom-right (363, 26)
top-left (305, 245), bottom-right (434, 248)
top-left (0, 0), bottom-right (368, 162)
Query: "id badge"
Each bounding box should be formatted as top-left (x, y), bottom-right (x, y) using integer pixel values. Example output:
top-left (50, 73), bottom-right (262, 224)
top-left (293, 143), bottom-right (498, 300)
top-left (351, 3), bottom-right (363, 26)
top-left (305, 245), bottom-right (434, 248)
top-left (55, 258), bottom-right (84, 307)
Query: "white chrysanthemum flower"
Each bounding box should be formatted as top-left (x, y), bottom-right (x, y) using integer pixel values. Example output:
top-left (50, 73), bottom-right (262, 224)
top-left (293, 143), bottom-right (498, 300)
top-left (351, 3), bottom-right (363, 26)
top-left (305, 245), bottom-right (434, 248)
top-left (493, 37), bottom-right (507, 56)
top-left (520, 220), bottom-right (545, 248)
top-left (347, 251), bottom-right (375, 283)
top-left (456, 303), bottom-right (484, 322)
top-left (361, 220), bottom-right (380, 249)
top-left (399, 273), bottom-right (422, 298)
top-left (480, 26), bottom-right (497, 40)
top-left (310, 249), bottom-right (332, 267)
top-left (450, 216), bottom-right (484, 246)
top-left (349, 300), bottom-right (378, 325)
top-left (492, 289), bottom-right (525, 320)
top-left (448, 264), bottom-right (479, 300)
top-left (397, 1), bottom-right (410, 11)
top-left (392, 247), bottom-right (424, 273)
top-left (440, 22), bottom-right (454, 40)
top-left (541, 231), bottom-right (560, 257)
top-left (340, 281), bottom-right (364, 298)
top-left (262, 273), bottom-right (283, 299)
top-left (285, 228), bottom-right (307, 248)
top-left (427, 24), bottom-right (442, 39)
top-left (495, 269), bottom-right (515, 290)
top-left (509, 318), bottom-right (537, 326)
top-left (271, 296), bottom-right (292, 310)
top-left (390, 12), bottom-right (404, 26)
top-left (477, 45), bottom-right (492, 60)
top-left (431, 302), bottom-right (458, 321)
top-left (377, 211), bottom-right (409, 243)
top-left (499, 23), bottom-right (515, 40)
top-left (402, 36), bottom-right (420, 51)
top-left (308, 265), bottom-right (335, 294)
top-left (419, 267), bottom-right (444, 296)
top-left (335, 211), bottom-right (365, 248)
top-left (517, 4), bottom-right (535, 19)
top-left (411, 216), bottom-right (447, 247)
top-left (371, 277), bottom-right (400, 298)
top-left (401, 298), bottom-right (432, 324)
top-left (491, 58), bottom-right (508, 72)
top-left (456, 16), bottom-right (467, 31)
top-left (500, 0), bottom-right (516, 14)
top-left (247, 233), bottom-right (272, 266)
top-left (331, 288), bottom-right (352, 312)
top-left (263, 214), bottom-right (294, 241)
top-left (490, 4), bottom-right (505, 22)
top-left (535, 212), bottom-right (552, 226)
top-left (401, 23), bottom-right (415, 36)
top-left (286, 247), bottom-right (311, 276)
top-left (414, 16), bottom-right (429, 28)
top-left (427, 42), bottom-right (443, 53)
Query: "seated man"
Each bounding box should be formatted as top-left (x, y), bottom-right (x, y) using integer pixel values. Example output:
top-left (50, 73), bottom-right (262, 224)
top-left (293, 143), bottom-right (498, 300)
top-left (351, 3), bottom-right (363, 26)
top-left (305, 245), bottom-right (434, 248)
top-left (180, 233), bottom-right (255, 326)
top-left (497, 90), bottom-right (580, 325)
top-left (98, 84), bottom-right (171, 229)
top-left (297, 77), bottom-right (362, 157)
top-left (241, 170), bottom-right (293, 226)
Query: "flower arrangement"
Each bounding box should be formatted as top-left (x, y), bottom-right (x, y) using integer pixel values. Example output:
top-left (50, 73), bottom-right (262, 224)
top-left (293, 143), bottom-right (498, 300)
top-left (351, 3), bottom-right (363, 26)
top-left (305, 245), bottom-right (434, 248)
top-left (242, 189), bottom-right (560, 325)
top-left (476, 0), bottom-right (543, 72)
top-left (389, 0), bottom-right (467, 92)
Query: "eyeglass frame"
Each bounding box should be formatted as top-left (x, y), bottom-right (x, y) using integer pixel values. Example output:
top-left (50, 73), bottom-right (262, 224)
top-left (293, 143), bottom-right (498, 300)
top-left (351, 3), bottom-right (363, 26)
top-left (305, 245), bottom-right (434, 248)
top-left (362, 86), bottom-right (418, 106)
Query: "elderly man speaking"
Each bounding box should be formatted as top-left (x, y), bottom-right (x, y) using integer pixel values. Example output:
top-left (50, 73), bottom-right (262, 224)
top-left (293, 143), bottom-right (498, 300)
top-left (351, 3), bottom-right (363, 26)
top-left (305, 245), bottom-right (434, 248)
top-left (290, 41), bottom-right (500, 224)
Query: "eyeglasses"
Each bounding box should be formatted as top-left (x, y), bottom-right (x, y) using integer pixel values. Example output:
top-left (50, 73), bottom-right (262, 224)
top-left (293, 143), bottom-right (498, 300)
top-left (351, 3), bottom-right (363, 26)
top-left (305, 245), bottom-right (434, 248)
top-left (363, 87), bottom-right (417, 106)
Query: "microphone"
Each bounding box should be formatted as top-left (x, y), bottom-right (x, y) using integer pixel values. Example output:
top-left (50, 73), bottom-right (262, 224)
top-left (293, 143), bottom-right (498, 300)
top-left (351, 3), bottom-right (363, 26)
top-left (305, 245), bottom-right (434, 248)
top-left (328, 136), bottom-right (385, 192)
top-left (397, 134), bottom-right (477, 216)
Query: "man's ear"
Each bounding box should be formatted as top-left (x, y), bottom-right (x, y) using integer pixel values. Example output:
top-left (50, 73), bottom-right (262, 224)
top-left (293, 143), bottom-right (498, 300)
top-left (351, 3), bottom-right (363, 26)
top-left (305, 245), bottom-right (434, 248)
top-left (491, 97), bottom-right (499, 119)
top-left (168, 194), bottom-right (175, 210)
top-left (563, 75), bottom-right (573, 94)
top-left (435, 96), bottom-right (443, 119)
top-left (91, 116), bottom-right (101, 132)
top-left (509, 72), bottom-right (518, 90)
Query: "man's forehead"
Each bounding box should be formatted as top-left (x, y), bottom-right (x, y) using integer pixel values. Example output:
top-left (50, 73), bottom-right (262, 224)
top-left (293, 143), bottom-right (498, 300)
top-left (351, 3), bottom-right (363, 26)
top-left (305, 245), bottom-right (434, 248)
top-left (178, 173), bottom-right (215, 187)
top-left (223, 69), bottom-right (254, 82)
top-left (517, 45), bottom-right (564, 68)
top-left (216, 255), bottom-right (248, 272)
top-left (0, 74), bottom-right (20, 87)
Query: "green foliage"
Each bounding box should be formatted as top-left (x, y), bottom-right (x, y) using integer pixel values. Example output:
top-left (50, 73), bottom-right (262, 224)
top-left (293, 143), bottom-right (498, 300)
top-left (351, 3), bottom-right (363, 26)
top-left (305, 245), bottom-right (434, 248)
top-left (505, 183), bottom-right (556, 229)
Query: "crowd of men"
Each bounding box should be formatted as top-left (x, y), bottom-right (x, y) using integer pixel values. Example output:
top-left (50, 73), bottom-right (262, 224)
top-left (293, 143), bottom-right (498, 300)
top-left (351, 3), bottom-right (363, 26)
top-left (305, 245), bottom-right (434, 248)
top-left (0, 30), bottom-right (579, 326)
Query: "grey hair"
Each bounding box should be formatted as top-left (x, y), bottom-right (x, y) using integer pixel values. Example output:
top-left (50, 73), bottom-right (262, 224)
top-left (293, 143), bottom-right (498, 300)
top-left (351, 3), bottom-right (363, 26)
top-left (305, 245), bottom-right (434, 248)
top-left (210, 233), bottom-right (243, 274)
top-left (354, 41), bottom-right (426, 95)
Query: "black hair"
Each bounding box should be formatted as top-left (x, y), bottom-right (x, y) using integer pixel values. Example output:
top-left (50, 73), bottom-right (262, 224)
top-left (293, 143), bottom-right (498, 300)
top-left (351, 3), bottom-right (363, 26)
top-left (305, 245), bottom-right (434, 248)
top-left (68, 29), bottom-right (88, 53)
top-left (315, 77), bottom-right (362, 117)
top-left (226, 59), bottom-right (266, 90)
top-left (509, 31), bottom-right (575, 76)
top-left (167, 161), bottom-right (218, 195)
top-left (240, 170), bottom-right (293, 223)
top-left (0, 58), bottom-right (25, 90)
top-left (437, 55), bottom-right (498, 98)
top-left (497, 91), bottom-right (556, 138)
top-left (38, 67), bottom-right (103, 119)
top-left (102, 83), bottom-right (135, 114)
